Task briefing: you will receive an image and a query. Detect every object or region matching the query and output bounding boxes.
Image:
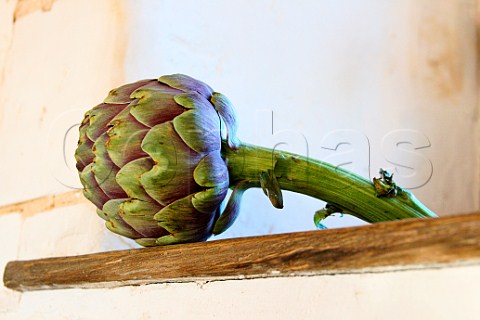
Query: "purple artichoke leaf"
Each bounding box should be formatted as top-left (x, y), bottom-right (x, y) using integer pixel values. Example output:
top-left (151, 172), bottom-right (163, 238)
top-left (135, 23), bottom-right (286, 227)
top-left (106, 105), bottom-right (149, 167)
top-left (158, 74), bottom-right (213, 99)
top-left (91, 133), bottom-right (127, 199)
top-left (130, 84), bottom-right (184, 127)
top-left (103, 79), bottom-right (155, 104)
top-left (79, 163), bottom-right (110, 209)
top-left (210, 92), bottom-right (240, 150)
top-left (75, 125), bottom-right (94, 171)
top-left (172, 91), bottom-right (211, 110)
top-left (102, 199), bottom-right (144, 238)
top-left (86, 103), bottom-right (125, 141)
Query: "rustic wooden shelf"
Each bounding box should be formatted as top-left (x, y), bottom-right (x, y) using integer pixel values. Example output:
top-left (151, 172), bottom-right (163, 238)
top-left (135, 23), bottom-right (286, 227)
top-left (4, 212), bottom-right (480, 292)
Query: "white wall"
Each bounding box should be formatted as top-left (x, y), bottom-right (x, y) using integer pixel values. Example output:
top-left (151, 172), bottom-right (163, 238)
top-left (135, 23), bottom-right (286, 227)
top-left (4, 265), bottom-right (480, 320)
top-left (1, 0), bottom-right (479, 318)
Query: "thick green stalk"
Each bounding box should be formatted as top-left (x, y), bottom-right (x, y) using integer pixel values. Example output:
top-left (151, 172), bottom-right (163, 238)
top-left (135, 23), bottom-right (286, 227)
top-left (223, 143), bottom-right (437, 223)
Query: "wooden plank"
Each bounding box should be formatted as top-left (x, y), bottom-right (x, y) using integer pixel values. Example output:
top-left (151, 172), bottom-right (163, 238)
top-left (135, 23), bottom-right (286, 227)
top-left (4, 212), bottom-right (480, 292)
top-left (0, 190), bottom-right (86, 217)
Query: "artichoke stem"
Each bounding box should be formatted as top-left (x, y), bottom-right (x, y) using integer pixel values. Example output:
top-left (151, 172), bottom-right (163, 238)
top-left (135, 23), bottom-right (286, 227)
top-left (222, 142), bottom-right (437, 223)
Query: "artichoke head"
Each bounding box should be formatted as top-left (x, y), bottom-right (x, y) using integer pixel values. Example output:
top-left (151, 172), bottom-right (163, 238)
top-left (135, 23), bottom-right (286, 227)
top-left (75, 74), bottom-right (239, 246)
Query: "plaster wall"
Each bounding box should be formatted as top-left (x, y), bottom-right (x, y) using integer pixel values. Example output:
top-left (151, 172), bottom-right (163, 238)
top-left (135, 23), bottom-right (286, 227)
top-left (0, 0), bottom-right (479, 318)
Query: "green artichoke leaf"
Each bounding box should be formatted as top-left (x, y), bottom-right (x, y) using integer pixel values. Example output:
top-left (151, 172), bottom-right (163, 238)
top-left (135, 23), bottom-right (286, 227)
top-left (134, 238), bottom-right (159, 247)
top-left (141, 121), bottom-right (202, 206)
top-left (313, 208), bottom-right (329, 230)
top-left (158, 74), bottom-right (213, 99)
top-left (130, 81), bottom-right (184, 127)
top-left (116, 157), bottom-right (156, 202)
top-left (106, 105), bottom-right (149, 167)
top-left (213, 180), bottom-right (254, 235)
top-left (314, 204), bottom-right (344, 229)
top-left (96, 208), bottom-right (109, 221)
top-left (193, 152), bottom-right (229, 188)
top-left (154, 234), bottom-right (184, 246)
top-left (118, 199), bottom-right (168, 238)
top-left (91, 133), bottom-right (127, 199)
top-left (211, 92), bottom-right (240, 150)
top-left (260, 169), bottom-right (284, 209)
top-left (79, 163), bottom-right (110, 209)
top-left (172, 92), bottom-right (204, 110)
top-left (192, 187), bottom-right (228, 214)
top-left (103, 79), bottom-right (155, 104)
top-left (102, 199), bottom-right (143, 238)
top-left (154, 194), bottom-right (214, 244)
top-left (173, 93), bottom-right (221, 154)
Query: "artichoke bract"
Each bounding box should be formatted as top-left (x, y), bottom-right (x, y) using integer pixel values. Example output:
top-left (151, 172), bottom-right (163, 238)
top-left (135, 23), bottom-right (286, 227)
top-left (76, 74), bottom-right (437, 246)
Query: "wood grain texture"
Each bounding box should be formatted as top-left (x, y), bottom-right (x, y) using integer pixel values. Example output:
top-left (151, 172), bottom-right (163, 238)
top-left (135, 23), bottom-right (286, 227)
top-left (4, 212), bottom-right (480, 292)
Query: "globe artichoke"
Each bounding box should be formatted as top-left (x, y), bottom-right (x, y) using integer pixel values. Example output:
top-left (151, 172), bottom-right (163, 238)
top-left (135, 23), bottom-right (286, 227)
top-left (76, 74), bottom-right (437, 246)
